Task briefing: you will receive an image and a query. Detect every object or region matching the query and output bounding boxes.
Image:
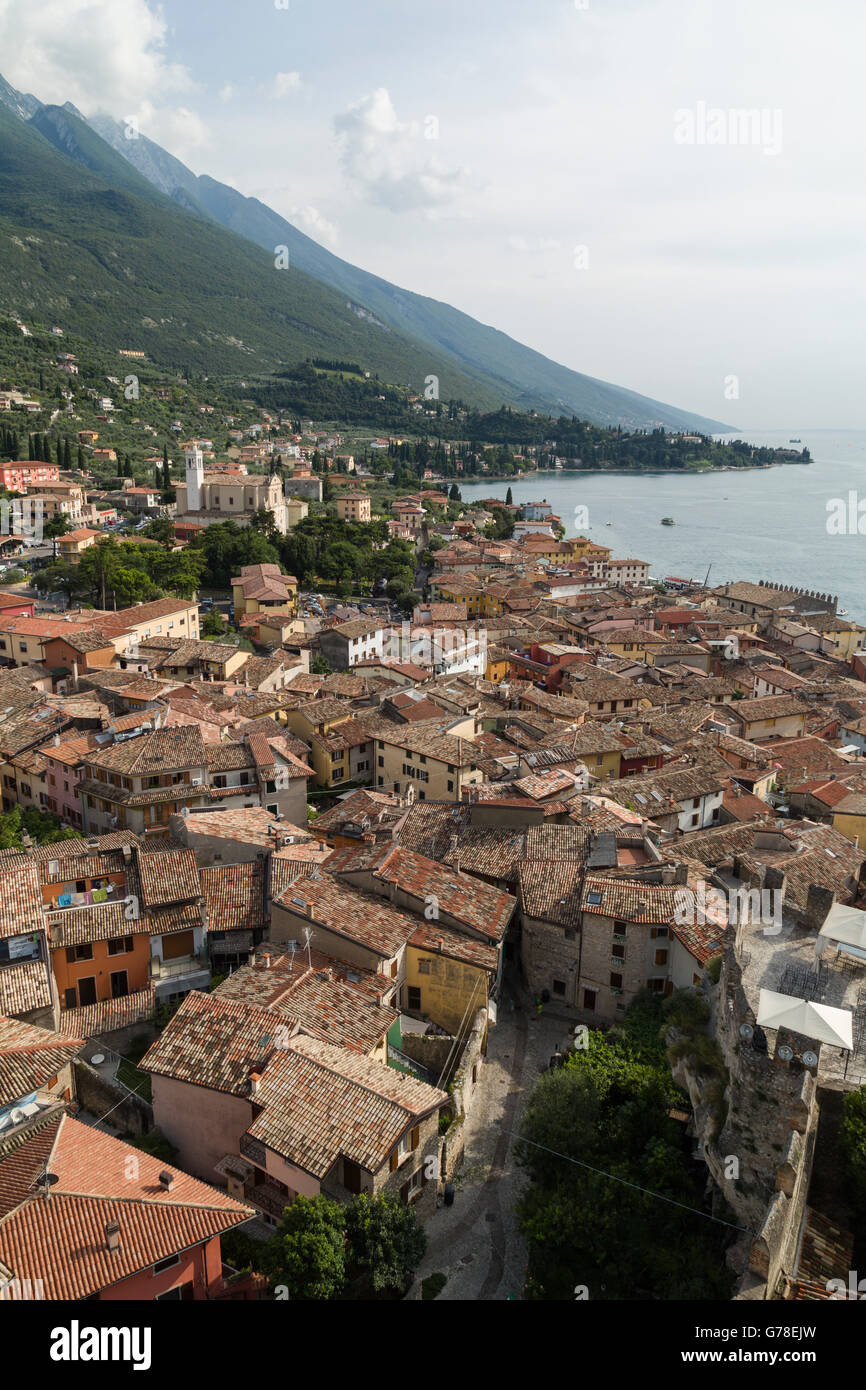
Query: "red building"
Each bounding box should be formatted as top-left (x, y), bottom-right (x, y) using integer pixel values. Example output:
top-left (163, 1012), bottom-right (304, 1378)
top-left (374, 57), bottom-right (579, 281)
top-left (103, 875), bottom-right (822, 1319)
top-left (0, 591), bottom-right (35, 619)
top-left (0, 1112), bottom-right (256, 1301)
top-left (0, 462), bottom-right (60, 492)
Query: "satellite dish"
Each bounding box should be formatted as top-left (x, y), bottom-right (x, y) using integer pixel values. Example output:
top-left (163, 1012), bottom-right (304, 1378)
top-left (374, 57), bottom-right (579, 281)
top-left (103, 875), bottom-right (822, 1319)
top-left (739, 1024), bottom-right (754, 1040)
top-left (803, 1050), bottom-right (818, 1068)
top-left (777, 1045), bottom-right (794, 1062)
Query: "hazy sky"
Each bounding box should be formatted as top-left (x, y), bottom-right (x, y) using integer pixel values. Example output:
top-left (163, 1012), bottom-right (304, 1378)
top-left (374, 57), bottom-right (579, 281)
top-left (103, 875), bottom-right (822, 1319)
top-left (2, 0), bottom-right (864, 428)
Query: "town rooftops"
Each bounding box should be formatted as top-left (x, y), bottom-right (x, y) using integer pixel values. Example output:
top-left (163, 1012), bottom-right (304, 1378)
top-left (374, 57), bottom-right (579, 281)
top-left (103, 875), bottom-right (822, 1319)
top-left (246, 1034), bottom-right (446, 1178)
top-left (329, 841), bottom-right (516, 942)
top-left (0, 1015), bottom-right (84, 1106)
top-left (141, 990), bottom-right (282, 1095)
top-left (275, 872), bottom-right (418, 958)
top-left (84, 725), bottom-right (205, 776)
top-left (0, 1113), bottom-right (252, 1300)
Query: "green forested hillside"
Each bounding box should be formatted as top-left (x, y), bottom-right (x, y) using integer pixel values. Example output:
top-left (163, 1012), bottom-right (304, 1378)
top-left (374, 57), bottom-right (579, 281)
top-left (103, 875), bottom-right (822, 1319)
top-left (0, 105), bottom-right (500, 402)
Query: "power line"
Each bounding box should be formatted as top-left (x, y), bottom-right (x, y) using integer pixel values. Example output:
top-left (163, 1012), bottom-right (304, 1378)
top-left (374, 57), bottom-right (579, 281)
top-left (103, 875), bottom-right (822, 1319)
top-left (504, 1130), bottom-right (749, 1232)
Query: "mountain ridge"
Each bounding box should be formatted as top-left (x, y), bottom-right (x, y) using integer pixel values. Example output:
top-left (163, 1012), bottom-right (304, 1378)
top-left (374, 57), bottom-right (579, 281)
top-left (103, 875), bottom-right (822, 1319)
top-left (0, 72), bottom-right (730, 431)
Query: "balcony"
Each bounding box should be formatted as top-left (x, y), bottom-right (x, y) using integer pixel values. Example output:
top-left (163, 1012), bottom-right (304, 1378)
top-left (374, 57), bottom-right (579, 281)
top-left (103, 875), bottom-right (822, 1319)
top-left (151, 953), bottom-right (210, 998)
top-left (248, 1182), bottom-right (290, 1221)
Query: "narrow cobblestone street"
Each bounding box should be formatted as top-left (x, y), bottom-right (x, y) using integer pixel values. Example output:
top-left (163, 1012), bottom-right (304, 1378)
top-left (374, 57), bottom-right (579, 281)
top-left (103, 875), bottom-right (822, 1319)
top-left (410, 989), bottom-right (570, 1302)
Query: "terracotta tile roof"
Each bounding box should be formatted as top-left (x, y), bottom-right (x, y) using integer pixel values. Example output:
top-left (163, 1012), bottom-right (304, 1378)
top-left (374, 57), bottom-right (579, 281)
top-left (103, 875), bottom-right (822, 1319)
top-left (145, 901), bottom-right (203, 937)
top-left (409, 920), bottom-right (499, 972)
top-left (0, 959), bottom-right (53, 1017)
top-left (141, 990), bottom-right (281, 1094)
top-left (137, 848), bottom-right (200, 907)
top-left (0, 863), bottom-right (44, 938)
top-left (580, 875), bottom-right (686, 925)
top-left (0, 1016), bottom-right (84, 1106)
top-left (266, 968), bottom-right (396, 1052)
top-left (246, 1035), bottom-right (446, 1177)
top-left (0, 1114), bottom-right (252, 1299)
top-left (86, 726), bottom-right (205, 776)
top-left (329, 842), bottom-right (516, 941)
top-left (311, 789), bottom-right (399, 834)
top-left (275, 872), bottom-right (417, 959)
top-left (268, 846), bottom-right (333, 901)
top-left (201, 863), bottom-right (266, 933)
top-left (205, 742), bottom-right (255, 773)
top-left (58, 986), bottom-right (155, 1038)
top-left (46, 901), bottom-right (144, 949)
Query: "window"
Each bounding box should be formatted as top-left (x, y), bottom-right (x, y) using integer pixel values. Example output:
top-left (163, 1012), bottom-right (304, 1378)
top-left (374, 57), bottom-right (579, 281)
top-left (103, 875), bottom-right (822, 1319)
top-left (152, 1253), bottom-right (180, 1276)
top-left (108, 937), bottom-right (134, 955)
top-left (407, 986), bottom-right (421, 1010)
top-left (655, 949), bottom-right (668, 967)
top-left (553, 979), bottom-right (566, 997)
top-left (582, 989), bottom-right (597, 1012)
top-left (611, 943), bottom-right (625, 960)
top-left (417, 959), bottom-right (431, 975)
top-left (610, 972), bottom-right (623, 989)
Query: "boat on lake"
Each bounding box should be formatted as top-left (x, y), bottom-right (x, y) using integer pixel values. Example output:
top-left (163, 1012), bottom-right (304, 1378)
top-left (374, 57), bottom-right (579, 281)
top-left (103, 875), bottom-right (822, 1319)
top-left (661, 517), bottom-right (675, 526)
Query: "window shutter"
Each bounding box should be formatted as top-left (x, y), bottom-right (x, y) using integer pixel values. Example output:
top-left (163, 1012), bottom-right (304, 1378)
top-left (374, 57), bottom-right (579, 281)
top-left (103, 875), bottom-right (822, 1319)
top-left (389, 1150), bottom-right (398, 1173)
top-left (411, 1126), bottom-right (420, 1151)
top-left (65, 947), bottom-right (76, 964)
top-left (400, 1180), bottom-right (409, 1204)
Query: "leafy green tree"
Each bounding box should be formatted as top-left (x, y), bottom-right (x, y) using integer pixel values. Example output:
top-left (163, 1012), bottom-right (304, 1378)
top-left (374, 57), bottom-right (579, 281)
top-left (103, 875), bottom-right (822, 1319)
top-left (143, 517), bottom-right (176, 548)
top-left (0, 806), bottom-right (81, 849)
top-left (32, 560), bottom-right (88, 601)
top-left (44, 514), bottom-right (71, 539)
top-left (267, 1196), bottom-right (347, 1301)
top-left (344, 1194), bottom-right (426, 1297)
top-left (517, 995), bottom-right (732, 1301)
top-left (505, 486), bottom-right (513, 505)
top-left (449, 483), bottom-right (461, 501)
top-left (201, 610), bottom-right (226, 638)
top-left (310, 654), bottom-right (331, 675)
top-left (841, 1088), bottom-right (866, 1221)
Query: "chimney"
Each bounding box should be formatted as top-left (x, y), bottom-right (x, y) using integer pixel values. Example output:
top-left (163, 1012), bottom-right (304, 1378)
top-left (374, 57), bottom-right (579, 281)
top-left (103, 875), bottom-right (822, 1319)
top-left (262, 951), bottom-right (272, 970)
top-left (158, 1170), bottom-right (175, 1192)
top-left (105, 1221), bottom-right (121, 1253)
top-left (249, 1071), bottom-right (262, 1097)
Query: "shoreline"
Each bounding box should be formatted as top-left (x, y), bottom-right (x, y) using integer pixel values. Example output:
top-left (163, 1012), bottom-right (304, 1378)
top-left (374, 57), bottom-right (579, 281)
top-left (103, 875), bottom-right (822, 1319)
top-left (447, 460), bottom-right (808, 484)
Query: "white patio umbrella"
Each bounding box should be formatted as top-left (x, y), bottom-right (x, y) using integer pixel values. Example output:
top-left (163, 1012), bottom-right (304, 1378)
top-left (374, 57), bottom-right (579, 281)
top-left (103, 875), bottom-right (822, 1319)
top-left (757, 989), bottom-right (854, 1051)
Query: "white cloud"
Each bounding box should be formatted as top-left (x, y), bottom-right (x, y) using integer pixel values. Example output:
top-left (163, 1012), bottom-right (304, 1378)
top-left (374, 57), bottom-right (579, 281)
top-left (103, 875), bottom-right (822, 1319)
top-left (333, 88), bottom-right (469, 212)
top-left (290, 204), bottom-right (338, 248)
top-left (273, 71), bottom-right (302, 97)
top-left (0, 0), bottom-right (210, 161)
top-left (218, 83), bottom-right (235, 104)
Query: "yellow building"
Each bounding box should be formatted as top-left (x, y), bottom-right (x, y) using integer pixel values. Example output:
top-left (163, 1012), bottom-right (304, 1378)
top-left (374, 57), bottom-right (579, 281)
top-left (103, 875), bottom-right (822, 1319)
top-left (405, 923), bottom-right (497, 1035)
top-left (56, 528), bottom-right (101, 562)
top-left (337, 493), bottom-right (372, 523)
top-left (484, 644), bottom-right (511, 684)
top-left (285, 497), bottom-right (309, 529)
top-left (283, 698), bottom-right (352, 746)
top-left (832, 796), bottom-right (866, 849)
top-left (373, 726), bottom-right (483, 801)
top-left (231, 563), bottom-right (298, 619)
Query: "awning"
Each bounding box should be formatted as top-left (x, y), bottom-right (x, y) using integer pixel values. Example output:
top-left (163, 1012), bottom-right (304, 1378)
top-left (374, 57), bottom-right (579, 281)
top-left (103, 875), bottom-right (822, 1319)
top-left (818, 903), bottom-right (866, 951)
top-left (757, 989), bottom-right (854, 1051)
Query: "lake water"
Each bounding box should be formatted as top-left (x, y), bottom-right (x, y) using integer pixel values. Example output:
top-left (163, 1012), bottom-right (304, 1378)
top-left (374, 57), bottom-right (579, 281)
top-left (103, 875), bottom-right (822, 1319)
top-left (457, 429), bottom-right (866, 623)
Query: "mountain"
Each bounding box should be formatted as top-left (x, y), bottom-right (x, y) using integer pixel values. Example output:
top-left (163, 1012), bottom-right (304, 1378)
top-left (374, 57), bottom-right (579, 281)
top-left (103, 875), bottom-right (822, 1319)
top-left (0, 73), bottom-right (728, 431)
top-left (0, 102), bottom-right (502, 397)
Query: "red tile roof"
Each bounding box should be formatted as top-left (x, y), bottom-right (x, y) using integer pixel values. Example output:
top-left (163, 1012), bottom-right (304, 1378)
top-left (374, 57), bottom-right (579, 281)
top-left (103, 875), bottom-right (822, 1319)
top-left (0, 1114), bottom-right (252, 1299)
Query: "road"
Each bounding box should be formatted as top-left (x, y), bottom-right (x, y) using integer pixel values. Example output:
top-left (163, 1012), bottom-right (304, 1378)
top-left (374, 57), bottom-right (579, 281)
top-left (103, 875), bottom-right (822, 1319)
top-left (409, 994), bottom-right (568, 1301)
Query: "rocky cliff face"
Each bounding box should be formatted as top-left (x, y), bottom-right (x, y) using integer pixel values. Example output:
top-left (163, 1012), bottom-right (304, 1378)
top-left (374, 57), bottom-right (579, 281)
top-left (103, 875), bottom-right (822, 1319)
top-left (671, 941), bottom-right (819, 1297)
